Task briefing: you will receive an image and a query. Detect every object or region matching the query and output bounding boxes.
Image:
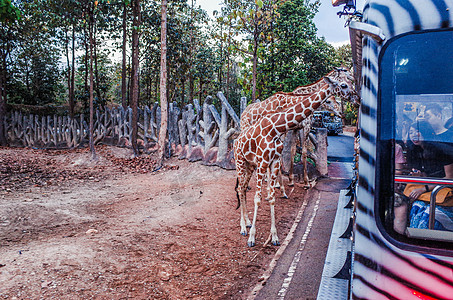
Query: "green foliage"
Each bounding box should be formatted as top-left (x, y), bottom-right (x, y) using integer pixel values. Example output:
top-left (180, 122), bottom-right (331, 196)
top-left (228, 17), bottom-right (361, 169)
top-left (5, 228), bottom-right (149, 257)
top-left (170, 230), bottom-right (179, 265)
top-left (1, 0), bottom-right (355, 117)
top-left (0, 0), bottom-right (20, 23)
top-left (256, 0), bottom-right (338, 100)
top-left (8, 49), bottom-right (63, 105)
top-left (344, 100), bottom-right (358, 125)
top-left (333, 44), bottom-right (353, 70)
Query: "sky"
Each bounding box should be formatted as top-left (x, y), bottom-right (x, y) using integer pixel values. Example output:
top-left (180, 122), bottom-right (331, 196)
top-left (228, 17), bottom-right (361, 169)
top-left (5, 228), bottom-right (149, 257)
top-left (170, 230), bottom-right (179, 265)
top-left (194, 0), bottom-right (365, 47)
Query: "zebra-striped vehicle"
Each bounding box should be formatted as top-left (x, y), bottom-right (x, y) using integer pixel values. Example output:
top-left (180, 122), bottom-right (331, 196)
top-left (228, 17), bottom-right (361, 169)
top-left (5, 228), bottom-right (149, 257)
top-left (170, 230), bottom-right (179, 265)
top-left (320, 0), bottom-right (453, 298)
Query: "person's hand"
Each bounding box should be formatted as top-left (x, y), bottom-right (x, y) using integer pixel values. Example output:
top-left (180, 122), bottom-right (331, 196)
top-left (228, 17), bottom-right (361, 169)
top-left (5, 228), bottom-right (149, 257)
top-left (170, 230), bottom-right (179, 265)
top-left (409, 187), bottom-right (426, 200)
top-left (409, 169), bottom-right (424, 177)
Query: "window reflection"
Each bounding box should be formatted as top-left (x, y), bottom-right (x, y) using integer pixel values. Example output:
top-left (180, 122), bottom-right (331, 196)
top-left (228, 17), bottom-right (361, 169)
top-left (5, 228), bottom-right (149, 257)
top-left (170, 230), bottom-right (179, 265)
top-left (394, 96), bottom-right (453, 235)
top-left (379, 31), bottom-right (453, 242)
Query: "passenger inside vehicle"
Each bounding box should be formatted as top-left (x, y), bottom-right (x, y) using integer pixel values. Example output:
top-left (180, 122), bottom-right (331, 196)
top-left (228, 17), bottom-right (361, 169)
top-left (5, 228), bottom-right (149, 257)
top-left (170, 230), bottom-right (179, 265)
top-left (394, 109), bottom-right (453, 234)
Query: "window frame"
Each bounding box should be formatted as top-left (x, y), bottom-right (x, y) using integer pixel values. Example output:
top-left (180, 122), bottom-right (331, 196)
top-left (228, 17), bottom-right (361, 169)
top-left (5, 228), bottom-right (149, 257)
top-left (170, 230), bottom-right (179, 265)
top-left (375, 28), bottom-right (453, 254)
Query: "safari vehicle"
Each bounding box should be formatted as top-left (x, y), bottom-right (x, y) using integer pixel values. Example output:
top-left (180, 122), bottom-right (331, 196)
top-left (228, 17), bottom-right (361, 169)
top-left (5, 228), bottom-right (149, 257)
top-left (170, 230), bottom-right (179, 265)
top-left (317, 0), bottom-right (453, 299)
top-left (312, 111), bottom-right (343, 135)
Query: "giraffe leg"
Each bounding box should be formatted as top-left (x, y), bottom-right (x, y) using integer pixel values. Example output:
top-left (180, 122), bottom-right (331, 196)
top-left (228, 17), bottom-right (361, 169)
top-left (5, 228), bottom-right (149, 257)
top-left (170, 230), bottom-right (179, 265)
top-left (237, 163), bottom-right (253, 236)
top-left (242, 166), bottom-right (253, 229)
top-left (247, 168), bottom-right (265, 247)
top-left (302, 130), bottom-right (310, 187)
top-left (268, 160), bottom-right (281, 245)
top-left (287, 130), bottom-right (299, 187)
top-left (277, 170), bottom-right (288, 199)
top-left (269, 168), bottom-right (286, 198)
top-left (234, 142), bottom-right (254, 236)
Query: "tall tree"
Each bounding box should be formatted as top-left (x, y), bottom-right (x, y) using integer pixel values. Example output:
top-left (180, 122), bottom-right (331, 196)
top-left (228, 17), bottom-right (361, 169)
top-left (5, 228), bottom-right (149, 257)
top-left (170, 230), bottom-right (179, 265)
top-left (0, 0), bottom-right (20, 145)
top-left (157, 0), bottom-right (167, 166)
top-left (121, 0), bottom-right (129, 109)
top-left (88, 0), bottom-right (96, 159)
top-left (257, 0), bottom-right (336, 99)
top-left (130, 0), bottom-right (140, 156)
top-left (217, 0), bottom-right (280, 101)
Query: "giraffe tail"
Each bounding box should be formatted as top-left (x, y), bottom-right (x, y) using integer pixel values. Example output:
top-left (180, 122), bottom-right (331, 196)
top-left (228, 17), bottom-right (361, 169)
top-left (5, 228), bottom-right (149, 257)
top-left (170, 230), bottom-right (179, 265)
top-left (235, 178), bottom-right (240, 210)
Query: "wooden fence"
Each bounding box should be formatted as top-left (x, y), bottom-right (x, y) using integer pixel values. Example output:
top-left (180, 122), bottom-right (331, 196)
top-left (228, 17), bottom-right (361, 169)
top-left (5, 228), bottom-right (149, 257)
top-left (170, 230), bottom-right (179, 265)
top-left (5, 92), bottom-right (328, 172)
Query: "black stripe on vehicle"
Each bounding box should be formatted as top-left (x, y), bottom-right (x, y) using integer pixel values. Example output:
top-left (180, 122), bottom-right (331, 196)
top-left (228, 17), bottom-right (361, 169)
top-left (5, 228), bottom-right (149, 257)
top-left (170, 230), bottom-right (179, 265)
top-left (397, 0), bottom-right (422, 31)
top-left (423, 254), bottom-right (453, 270)
top-left (353, 274), bottom-right (398, 299)
top-left (356, 200), bottom-right (375, 217)
top-left (362, 75), bottom-right (378, 97)
top-left (356, 224), bottom-right (453, 286)
top-left (359, 147), bottom-right (376, 166)
top-left (368, 3), bottom-right (395, 36)
top-left (354, 252), bottom-right (446, 300)
top-left (433, 0), bottom-right (451, 28)
top-left (359, 128), bottom-right (376, 145)
top-left (362, 58), bottom-right (377, 76)
top-left (358, 176), bottom-right (375, 197)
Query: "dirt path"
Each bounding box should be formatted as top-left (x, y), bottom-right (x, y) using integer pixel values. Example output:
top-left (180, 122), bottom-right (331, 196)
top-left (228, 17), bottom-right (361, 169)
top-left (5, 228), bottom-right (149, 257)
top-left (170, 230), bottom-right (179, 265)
top-left (0, 146), bottom-right (309, 299)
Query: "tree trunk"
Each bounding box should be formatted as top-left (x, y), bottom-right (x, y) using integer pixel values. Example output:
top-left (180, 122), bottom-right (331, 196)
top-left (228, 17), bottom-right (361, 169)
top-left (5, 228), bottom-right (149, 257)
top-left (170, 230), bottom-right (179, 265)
top-left (130, 0), bottom-right (140, 156)
top-left (89, 5), bottom-right (96, 159)
top-left (69, 26), bottom-right (76, 117)
top-left (121, 1), bottom-right (128, 109)
top-left (0, 48), bottom-right (7, 145)
top-left (94, 22), bottom-right (102, 106)
top-left (65, 29), bottom-right (72, 116)
top-left (157, 0), bottom-right (168, 167)
top-left (252, 31), bottom-right (258, 102)
top-left (180, 77), bottom-right (185, 106)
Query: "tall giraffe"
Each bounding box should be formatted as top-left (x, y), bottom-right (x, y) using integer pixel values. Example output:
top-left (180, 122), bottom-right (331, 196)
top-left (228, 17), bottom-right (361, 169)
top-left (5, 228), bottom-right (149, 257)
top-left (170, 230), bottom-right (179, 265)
top-left (240, 68), bottom-right (355, 193)
top-left (240, 68), bottom-right (353, 131)
top-left (234, 75), bottom-right (354, 247)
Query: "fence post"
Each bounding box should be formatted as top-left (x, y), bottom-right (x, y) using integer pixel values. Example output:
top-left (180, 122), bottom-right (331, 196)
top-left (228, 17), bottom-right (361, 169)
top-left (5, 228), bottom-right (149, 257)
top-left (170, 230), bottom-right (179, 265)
top-left (199, 96), bottom-right (214, 153)
top-left (314, 128), bottom-right (328, 176)
top-left (216, 92), bottom-right (239, 163)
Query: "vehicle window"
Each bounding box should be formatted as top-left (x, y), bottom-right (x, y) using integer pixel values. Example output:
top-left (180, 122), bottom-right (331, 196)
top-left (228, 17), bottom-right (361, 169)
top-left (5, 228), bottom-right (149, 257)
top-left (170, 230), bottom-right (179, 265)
top-left (378, 30), bottom-right (453, 247)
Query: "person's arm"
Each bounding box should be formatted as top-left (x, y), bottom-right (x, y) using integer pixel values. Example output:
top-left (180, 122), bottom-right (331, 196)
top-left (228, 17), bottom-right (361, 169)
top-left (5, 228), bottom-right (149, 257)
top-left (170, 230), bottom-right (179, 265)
top-left (444, 162), bottom-right (453, 179)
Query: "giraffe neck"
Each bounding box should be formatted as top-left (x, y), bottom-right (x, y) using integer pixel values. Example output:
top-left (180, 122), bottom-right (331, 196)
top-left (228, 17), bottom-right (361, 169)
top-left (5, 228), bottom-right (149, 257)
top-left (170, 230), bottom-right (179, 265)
top-left (272, 83), bottom-right (334, 134)
top-left (293, 70), bottom-right (336, 94)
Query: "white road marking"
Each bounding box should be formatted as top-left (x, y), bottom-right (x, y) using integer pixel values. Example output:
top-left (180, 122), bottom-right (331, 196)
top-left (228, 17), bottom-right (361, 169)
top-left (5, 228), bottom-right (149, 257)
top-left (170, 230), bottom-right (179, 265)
top-left (277, 194), bottom-right (321, 299)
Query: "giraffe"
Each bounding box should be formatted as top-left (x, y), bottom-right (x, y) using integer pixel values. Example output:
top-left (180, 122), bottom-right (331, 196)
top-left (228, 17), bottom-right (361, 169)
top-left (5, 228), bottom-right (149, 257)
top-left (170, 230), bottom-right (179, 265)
top-left (234, 75), bottom-right (354, 247)
top-left (239, 68), bottom-right (353, 131)
top-left (239, 68), bottom-right (355, 194)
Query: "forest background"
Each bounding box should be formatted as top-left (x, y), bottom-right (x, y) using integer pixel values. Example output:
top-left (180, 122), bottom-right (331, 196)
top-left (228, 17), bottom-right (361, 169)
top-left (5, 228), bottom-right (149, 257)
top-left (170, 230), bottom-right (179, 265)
top-left (0, 0), bottom-right (356, 156)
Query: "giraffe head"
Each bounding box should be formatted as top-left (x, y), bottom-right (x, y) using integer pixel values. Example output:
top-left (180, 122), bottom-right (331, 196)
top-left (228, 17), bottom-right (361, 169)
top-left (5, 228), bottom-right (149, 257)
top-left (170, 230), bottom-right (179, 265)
top-left (321, 97), bottom-right (344, 119)
top-left (323, 75), bottom-right (355, 103)
top-left (332, 67), bottom-right (360, 106)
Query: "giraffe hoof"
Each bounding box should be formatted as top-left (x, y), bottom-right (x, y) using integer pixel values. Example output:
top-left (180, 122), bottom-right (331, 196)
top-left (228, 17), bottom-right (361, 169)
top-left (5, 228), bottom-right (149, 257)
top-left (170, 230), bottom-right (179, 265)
top-left (246, 224), bottom-right (252, 228)
top-left (247, 241), bottom-right (255, 247)
top-left (288, 183), bottom-right (294, 187)
top-left (281, 195), bottom-right (288, 199)
top-left (240, 231), bottom-right (247, 236)
top-left (272, 241), bottom-right (280, 246)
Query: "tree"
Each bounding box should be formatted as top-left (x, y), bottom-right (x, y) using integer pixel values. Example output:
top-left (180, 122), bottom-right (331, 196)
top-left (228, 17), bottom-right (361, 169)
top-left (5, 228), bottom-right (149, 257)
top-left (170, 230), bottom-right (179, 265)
top-left (130, 0), bottom-right (140, 156)
top-left (157, 0), bottom-right (167, 166)
top-left (0, 0), bottom-right (20, 145)
top-left (333, 44), bottom-right (353, 70)
top-left (217, 0), bottom-right (281, 101)
top-left (257, 0), bottom-right (337, 99)
top-left (121, 0), bottom-right (129, 109)
top-left (88, 0), bottom-right (96, 159)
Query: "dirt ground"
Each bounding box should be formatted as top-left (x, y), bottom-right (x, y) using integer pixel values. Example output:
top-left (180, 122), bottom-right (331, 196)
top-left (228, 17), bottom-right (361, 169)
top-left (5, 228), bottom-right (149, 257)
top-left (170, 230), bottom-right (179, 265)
top-left (0, 145), bottom-right (309, 299)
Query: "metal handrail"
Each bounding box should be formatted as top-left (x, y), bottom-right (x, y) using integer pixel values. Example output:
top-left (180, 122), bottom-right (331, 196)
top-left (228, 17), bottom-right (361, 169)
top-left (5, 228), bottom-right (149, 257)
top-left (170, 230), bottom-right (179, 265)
top-left (395, 176), bottom-right (453, 229)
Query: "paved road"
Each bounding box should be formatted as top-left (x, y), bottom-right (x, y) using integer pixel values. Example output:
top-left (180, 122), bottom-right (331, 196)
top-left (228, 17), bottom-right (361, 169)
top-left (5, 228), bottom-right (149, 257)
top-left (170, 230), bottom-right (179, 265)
top-left (327, 133), bottom-right (355, 163)
top-left (250, 133), bottom-right (355, 300)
